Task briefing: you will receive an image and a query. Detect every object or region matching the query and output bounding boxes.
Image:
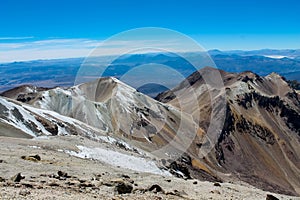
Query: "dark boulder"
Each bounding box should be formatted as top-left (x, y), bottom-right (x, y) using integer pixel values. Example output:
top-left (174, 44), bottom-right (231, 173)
top-left (115, 182), bottom-right (133, 194)
top-left (266, 194), bottom-right (279, 200)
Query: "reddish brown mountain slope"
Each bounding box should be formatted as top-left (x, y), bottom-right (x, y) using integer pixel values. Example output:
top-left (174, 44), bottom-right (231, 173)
top-left (156, 67), bottom-right (300, 196)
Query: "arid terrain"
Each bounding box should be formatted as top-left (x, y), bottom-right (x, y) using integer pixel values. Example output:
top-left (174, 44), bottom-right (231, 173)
top-left (0, 136), bottom-right (298, 200)
top-left (0, 67), bottom-right (299, 199)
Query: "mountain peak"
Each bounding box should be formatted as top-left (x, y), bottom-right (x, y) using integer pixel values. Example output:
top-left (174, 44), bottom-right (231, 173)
top-left (1, 68), bottom-right (300, 196)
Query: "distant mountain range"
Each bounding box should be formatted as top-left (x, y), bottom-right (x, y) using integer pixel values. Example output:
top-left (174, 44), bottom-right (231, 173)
top-left (1, 49), bottom-right (300, 96)
top-left (208, 49), bottom-right (300, 59)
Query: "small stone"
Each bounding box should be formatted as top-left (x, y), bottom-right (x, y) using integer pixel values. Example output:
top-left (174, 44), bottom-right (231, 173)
top-left (121, 174), bottom-right (130, 179)
top-left (19, 190), bottom-right (30, 196)
top-left (210, 190), bottom-right (221, 194)
top-left (65, 180), bottom-right (79, 186)
top-left (21, 155), bottom-right (41, 162)
top-left (79, 182), bottom-right (94, 188)
top-left (193, 181), bottom-right (198, 185)
top-left (166, 190), bottom-right (184, 197)
top-left (0, 177), bottom-right (5, 182)
top-left (48, 182), bottom-right (60, 187)
top-left (31, 155), bottom-right (41, 161)
top-left (148, 184), bottom-right (164, 193)
top-left (22, 183), bottom-right (34, 188)
top-left (79, 179), bottom-right (87, 183)
top-left (57, 171), bottom-right (68, 178)
top-left (266, 194), bottom-right (279, 200)
top-left (115, 182), bottom-right (133, 194)
top-left (40, 174), bottom-right (48, 177)
top-left (11, 173), bottom-right (25, 182)
top-left (165, 179), bottom-right (171, 182)
top-left (103, 182), bottom-right (114, 187)
top-left (213, 182), bottom-right (221, 187)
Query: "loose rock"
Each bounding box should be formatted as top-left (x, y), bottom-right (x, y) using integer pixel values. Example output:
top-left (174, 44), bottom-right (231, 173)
top-left (214, 182), bottom-right (221, 187)
top-left (121, 174), bottom-right (130, 179)
top-left (11, 173), bottom-right (25, 182)
top-left (115, 182), bottom-right (133, 194)
top-left (148, 184), bottom-right (164, 193)
top-left (57, 170), bottom-right (69, 178)
top-left (210, 190), bottom-right (221, 194)
top-left (21, 155), bottom-right (41, 162)
top-left (19, 190), bottom-right (31, 196)
top-left (22, 183), bottom-right (34, 188)
top-left (266, 194), bottom-right (279, 200)
top-left (48, 182), bottom-right (60, 187)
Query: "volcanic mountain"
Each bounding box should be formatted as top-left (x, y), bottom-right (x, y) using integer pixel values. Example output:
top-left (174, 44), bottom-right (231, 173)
top-left (1, 67), bottom-right (300, 196)
top-left (1, 78), bottom-right (214, 180)
top-left (156, 67), bottom-right (300, 195)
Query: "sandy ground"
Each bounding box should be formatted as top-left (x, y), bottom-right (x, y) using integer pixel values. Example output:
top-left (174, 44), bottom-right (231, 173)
top-left (0, 136), bottom-right (299, 200)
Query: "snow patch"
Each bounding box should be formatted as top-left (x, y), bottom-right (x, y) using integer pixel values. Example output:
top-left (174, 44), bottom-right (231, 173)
top-left (67, 145), bottom-right (171, 176)
top-left (32, 135), bottom-right (50, 140)
top-left (28, 145), bottom-right (41, 149)
top-left (0, 98), bottom-right (52, 137)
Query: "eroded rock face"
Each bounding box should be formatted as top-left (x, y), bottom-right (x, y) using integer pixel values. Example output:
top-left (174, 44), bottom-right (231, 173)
top-left (236, 91), bottom-right (300, 135)
top-left (35, 116), bottom-right (58, 135)
top-left (1, 85), bottom-right (49, 103)
top-left (156, 68), bottom-right (300, 196)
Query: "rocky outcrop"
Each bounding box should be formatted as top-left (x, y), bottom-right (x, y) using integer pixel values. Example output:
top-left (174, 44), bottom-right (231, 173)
top-left (156, 68), bottom-right (300, 196)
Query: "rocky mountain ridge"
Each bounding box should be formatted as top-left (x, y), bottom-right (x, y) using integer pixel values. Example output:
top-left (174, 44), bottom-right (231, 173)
top-left (1, 67), bottom-right (300, 196)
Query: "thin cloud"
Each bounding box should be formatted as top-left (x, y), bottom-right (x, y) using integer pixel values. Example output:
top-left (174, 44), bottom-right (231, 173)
top-left (0, 37), bottom-right (197, 63)
top-left (0, 38), bottom-right (98, 62)
top-left (0, 38), bottom-right (99, 51)
top-left (0, 36), bottom-right (34, 40)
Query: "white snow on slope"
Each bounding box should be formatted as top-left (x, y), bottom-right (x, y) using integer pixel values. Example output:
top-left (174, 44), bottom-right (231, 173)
top-left (97, 135), bottom-right (140, 153)
top-left (2, 99), bottom-right (138, 153)
top-left (23, 104), bottom-right (76, 126)
top-left (67, 145), bottom-right (171, 176)
top-left (0, 98), bottom-right (52, 137)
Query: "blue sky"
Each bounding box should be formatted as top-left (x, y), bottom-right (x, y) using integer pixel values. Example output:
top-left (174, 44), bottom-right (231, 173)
top-left (0, 0), bottom-right (300, 62)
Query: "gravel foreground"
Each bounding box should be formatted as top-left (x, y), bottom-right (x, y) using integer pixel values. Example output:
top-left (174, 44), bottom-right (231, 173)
top-left (0, 136), bottom-right (299, 200)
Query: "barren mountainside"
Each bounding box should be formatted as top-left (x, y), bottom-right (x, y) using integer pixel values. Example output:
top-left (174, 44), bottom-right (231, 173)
top-left (1, 67), bottom-right (300, 196)
top-left (156, 67), bottom-right (300, 195)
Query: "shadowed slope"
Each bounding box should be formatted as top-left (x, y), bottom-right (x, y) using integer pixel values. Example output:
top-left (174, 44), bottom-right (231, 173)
top-left (156, 67), bottom-right (300, 196)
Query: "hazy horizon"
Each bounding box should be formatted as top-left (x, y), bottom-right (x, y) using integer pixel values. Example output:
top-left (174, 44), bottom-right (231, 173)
top-left (1, 47), bottom-right (300, 64)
